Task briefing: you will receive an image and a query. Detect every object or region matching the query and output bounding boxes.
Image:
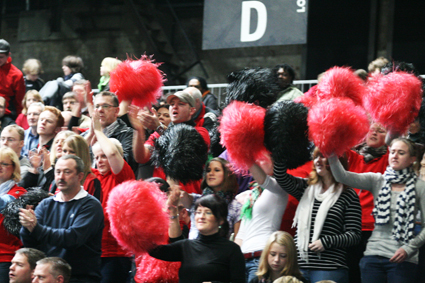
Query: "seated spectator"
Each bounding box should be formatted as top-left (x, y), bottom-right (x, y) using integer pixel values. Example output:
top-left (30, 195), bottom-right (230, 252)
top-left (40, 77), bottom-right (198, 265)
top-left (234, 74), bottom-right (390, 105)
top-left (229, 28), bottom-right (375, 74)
top-left (71, 80), bottom-right (90, 116)
top-left (16, 90), bottom-right (43, 130)
top-left (36, 106), bottom-right (64, 151)
top-left (22, 59), bottom-right (45, 92)
top-left (21, 102), bottom-right (44, 157)
top-left (9, 248), bottom-right (46, 283)
top-left (20, 155), bottom-right (104, 282)
top-left (274, 64), bottom-right (303, 102)
top-left (0, 147), bottom-right (26, 282)
top-left (62, 91), bottom-right (91, 129)
top-left (40, 55), bottom-right (84, 110)
top-left (90, 110), bottom-right (135, 283)
top-left (33, 257), bottom-right (71, 283)
top-left (98, 57), bottom-right (122, 93)
top-left (0, 39), bottom-right (25, 119)
top-left (1, 125), bottom-right (30, 177)
top-left (0, 96), bottom-right (16, 133)
top-left (187, 76), bottom-right (218, 110)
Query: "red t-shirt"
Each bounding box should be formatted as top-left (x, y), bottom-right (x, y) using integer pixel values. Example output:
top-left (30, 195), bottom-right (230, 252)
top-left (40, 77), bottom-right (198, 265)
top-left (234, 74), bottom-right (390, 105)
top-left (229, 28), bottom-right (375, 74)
top-left (0, 185), bottom-right (26, 262)
top-left (346, 149), bottom-right (389, 231)
top-left (92, 161), bottom-right (135, 257)
top-left (145, 126), bottom-right (210, 194)
top-left (279, 161), bottom-right (313, 237)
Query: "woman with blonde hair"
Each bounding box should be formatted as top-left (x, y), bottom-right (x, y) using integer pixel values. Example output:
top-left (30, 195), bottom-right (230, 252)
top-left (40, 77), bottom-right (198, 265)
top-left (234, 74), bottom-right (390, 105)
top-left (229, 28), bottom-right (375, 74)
top-left (15, 90), bottom-right (43, 130)
top-left (51, 135), bottom-right (101, 200)
top-left (0, 147), bottom-right (26, 282)
top-left (251, 231), bottom-right (305, 283)
top-left (98, 57), bottom-right (122, 92)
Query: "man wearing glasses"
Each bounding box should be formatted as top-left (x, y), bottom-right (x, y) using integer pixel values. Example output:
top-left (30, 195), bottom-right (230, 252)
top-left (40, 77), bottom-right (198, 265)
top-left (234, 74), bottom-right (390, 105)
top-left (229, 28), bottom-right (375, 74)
top-left (0, 125), bottom-right (30, 177)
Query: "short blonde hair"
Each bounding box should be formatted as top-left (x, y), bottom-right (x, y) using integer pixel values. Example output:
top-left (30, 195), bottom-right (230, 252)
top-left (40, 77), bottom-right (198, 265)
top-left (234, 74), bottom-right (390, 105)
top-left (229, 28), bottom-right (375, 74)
top-left (101, 57), bottom-right (122, 77)
top-left (0, 147), bottom-right (21, 182)
top-left (21, 90), bottom-right (43, 115)
top-left (50, 131), bottom-right (76, 165)
top-left (92, 138), bottom-right (124, 158)
top-left (22, 59), bottom-right (43, 75)
top-left (273, 276), bottom-right (303, 283)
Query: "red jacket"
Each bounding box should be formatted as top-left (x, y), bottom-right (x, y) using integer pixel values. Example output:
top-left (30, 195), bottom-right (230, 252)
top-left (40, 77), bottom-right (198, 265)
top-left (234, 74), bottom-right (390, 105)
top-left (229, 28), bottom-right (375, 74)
top-left (0, 184), bottom-right (27, 262)
top-left (0, 57), bottom-right (25, 116)
top-left (346, 149), bottom-right (389, 231)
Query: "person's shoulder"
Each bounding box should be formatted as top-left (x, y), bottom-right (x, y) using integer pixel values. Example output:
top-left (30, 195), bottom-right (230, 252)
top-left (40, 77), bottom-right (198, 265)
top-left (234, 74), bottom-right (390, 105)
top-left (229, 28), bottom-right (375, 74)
top-left (415, 178), bottom-right (425, 193)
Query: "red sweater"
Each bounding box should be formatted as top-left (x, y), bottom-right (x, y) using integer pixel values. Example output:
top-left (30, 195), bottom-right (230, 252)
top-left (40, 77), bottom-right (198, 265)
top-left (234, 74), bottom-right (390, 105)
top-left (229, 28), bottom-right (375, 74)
top-left (346, 149), bottom-right (389, 231)
top-left (16, 113), bottom-right (29, 130)
top-left (0, 184), bottom-right (27, 262)
top-left (0, 57), bottom-right (25, 116)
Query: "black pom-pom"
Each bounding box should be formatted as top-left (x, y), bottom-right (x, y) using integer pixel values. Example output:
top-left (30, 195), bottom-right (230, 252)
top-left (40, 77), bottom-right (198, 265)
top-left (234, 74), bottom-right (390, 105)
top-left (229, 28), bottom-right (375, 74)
top-left (225, 68), bottom-right (280, 108)
top-left (2, 188), bottom-right (50, 237)
top-left (264, 101), bottom-right (312, 169)
top-left (151, 124), bottom-right (208, 184)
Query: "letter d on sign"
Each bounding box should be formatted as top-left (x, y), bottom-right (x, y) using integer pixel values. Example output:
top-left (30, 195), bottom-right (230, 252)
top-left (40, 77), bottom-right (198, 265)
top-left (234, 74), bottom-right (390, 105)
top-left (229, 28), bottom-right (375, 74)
top-left (240, 1), bottom-right (267, 42)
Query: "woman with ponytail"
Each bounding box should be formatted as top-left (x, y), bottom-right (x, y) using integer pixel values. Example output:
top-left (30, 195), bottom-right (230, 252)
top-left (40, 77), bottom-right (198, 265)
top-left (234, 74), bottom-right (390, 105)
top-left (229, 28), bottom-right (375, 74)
top-left (329, 138), bottom-right (425, 283)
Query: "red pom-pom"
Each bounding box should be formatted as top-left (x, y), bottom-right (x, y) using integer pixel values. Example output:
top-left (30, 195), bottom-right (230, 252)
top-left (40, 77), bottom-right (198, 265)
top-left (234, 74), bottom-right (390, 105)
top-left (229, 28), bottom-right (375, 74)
top-left (109, 55), bottom-right (165, 108)
top-left (218, 101), bottom-right (268, 173)
top-left (316, 67), bottom-right (365, 106)
top-left (364, 72), bottom-right (423, 133)
top-left (308, 98), bottom-right (369, 157)
top-left (134, 254), bottom-right (180, 283)
top-left (106, 180), bottom-right (169, 254)
top-left (294, 85), bottom-right (319, 108)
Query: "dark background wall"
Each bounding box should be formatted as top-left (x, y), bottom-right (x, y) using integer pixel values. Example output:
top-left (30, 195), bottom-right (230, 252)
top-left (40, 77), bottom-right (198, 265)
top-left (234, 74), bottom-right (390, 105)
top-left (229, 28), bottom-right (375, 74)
top-left (1, 0), bottom-right (424, 86)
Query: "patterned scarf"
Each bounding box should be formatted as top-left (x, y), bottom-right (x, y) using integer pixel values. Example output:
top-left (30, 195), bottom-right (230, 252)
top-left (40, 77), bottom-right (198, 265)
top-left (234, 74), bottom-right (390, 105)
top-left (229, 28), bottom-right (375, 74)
top-left (241, 181), bottom-right (263, 220)
top-left (0, 180), bottom-right (16, 196)
top-left (357, 143), bottom-right (388, 163)
top-left (202, 187), bottom-right (234, 205)
top-left (373, 166), bottom-right (417, 244)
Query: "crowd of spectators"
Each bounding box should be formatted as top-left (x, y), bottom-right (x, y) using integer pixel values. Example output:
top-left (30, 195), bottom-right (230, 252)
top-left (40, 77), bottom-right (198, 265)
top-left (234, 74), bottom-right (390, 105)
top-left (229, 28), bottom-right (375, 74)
top-left (0, 37), bottom-right (424, 283)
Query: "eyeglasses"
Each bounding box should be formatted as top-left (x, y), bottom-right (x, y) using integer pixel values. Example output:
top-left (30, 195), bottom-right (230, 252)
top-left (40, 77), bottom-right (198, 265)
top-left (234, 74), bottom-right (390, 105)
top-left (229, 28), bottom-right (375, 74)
top-left (1, 137), bottom-right (17, 143)
top-left (0, 162), bottom-right (13, 167)
top-left (94, 104), bottom-right (117, 110)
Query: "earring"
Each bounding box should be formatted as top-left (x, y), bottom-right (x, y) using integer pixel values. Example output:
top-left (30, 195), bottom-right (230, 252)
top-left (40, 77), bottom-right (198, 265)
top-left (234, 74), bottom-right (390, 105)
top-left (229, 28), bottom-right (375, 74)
top-left (218, 225), bottom-right (222, 229)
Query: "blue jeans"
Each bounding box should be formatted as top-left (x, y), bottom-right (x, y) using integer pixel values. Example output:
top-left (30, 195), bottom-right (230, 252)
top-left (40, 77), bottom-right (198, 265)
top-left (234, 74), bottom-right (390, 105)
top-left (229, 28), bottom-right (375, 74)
top-left (359, 255), bottom-right (417, 283)
top-left (101, 257), bottom-right (131, 283)
top-left (245, 257), bottom-right (260, 283)
top-left (300, 268), bottom-right (348, 283)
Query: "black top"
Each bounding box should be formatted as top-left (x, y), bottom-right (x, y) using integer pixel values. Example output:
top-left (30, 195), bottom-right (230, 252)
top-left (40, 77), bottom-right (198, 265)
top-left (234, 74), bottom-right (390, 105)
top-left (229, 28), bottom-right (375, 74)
top-left (149, 232), bottom-right (246, 283)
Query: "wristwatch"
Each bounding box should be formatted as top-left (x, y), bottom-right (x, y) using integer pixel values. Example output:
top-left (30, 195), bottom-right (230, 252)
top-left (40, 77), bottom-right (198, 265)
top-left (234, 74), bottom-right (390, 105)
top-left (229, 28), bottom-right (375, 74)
top-left (155, 123), bottom-right (167, 135)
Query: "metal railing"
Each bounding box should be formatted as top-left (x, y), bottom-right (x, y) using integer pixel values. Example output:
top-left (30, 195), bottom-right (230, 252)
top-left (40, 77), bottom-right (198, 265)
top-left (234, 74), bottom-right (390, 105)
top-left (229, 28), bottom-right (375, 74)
top-left (162, 80), bottom-right (318, 107)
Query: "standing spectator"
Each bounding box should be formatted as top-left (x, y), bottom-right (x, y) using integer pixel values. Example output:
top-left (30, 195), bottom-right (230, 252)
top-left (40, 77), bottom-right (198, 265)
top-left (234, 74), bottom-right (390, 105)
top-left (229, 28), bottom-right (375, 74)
top-left (16, 90), bottom-right (43, 130)
top-left (21, 102), bottom-right (44, 157)
top-left (40, 55), bottom-right (84, 110)
top-left (187, 76), bottom-right (218, 110)
top-left (22, 59), bottom-right (45, 92)
top-left (274, 64), bottom-right (303, 102)
top-left (0, 147), bottom-right (26, 282)
top-left (0, 96), bottom-right (16, 133)
top-left (0, 39), bottom-right (25, 119)
top-left (185, 87), bottom-right (218, 132)
top-left (98, 57), bottom-right (122, 92)
top-left (20, 155), bottom-right (104, 283)
top-left (32, 257), bottom-right (71, 283)
top-left (90, 110), bottom-right (135, 283)
top-left (9, 248), bottom-right (45, 283)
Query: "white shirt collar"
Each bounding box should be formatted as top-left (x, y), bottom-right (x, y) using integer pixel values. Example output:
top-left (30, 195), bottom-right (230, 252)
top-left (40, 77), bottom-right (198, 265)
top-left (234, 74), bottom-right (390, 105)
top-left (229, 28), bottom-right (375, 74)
top-left (53, 186), bottom-right (88, 202)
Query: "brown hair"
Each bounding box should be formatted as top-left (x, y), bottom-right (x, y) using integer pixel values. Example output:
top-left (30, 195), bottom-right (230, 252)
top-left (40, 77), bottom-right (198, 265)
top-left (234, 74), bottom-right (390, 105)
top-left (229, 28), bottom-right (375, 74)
top-left (200, 157), bottom-right (239, 194)
top-left (21, 90), bottom-right (43, 115)
top-left (62, 55), bottom-right (84, 73)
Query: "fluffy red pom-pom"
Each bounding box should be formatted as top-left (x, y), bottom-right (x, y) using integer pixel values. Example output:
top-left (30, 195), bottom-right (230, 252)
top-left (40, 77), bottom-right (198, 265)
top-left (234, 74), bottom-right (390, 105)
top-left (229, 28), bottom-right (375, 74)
top-left (219, 101), bottom-right (268, 173)
top-left (134, 254), bottom-right (180, 283)
top-left (308, 98), bottom-right (369, 157)
top-left (316, 67), bottom-right (365, 106)
top-left (109, 55), bottom-right (165, 108)
top-left (294, 85), bottom-right (319, 108)
top-left (106, 180), bottom-right (169, 254)
top-left (364, 72), bottom-right (423, 133)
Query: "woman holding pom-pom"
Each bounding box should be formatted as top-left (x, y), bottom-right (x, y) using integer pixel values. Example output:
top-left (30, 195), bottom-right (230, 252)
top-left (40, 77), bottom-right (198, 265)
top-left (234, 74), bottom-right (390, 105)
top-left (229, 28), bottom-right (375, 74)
top-left (328, 138), bottom-right (425, 283)
top-left (273, 148), bottom-right (362, 283)
top-left (149, 194), bottom-right (246, 283)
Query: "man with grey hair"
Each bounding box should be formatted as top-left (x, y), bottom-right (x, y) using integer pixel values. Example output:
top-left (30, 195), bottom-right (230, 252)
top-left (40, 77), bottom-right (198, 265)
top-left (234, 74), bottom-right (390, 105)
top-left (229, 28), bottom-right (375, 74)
top-left (32, 257), bottom-right (71, 283)
top-left (9, 248), bottom-right (45, 283)
top-left (21, 102), bottom-right (44, 157)
top-left (20, 155), bottom-right (104, 282)
top-left (185, 86), bottom-right (217, 132)
top-left (62, 91), bottom-right (90, 129)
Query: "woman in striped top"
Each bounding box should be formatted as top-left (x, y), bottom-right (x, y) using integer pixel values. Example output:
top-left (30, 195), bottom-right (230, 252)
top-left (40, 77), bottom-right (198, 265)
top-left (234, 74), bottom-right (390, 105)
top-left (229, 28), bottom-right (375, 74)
top-left (329, 138), bottom-right (425, 283)
top-left (273, 147), bottom-right (362, 283)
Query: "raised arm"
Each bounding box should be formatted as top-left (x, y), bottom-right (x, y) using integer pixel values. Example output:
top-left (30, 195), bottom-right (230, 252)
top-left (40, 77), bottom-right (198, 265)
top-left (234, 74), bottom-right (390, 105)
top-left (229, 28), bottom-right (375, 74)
top-left (167, 185), bottom-right (183, 239)
top-left (129, 106), bottom-right (152, 164)
top-left (273, 161), bottom-right (308, 201)
top-left (92, 111), bottom-right (124, 175)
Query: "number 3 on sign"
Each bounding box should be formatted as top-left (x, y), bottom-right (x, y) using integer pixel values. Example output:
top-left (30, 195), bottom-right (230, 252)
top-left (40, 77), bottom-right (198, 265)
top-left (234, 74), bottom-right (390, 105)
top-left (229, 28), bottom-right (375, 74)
top-left (297, 0), bottom-right (306, 13)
